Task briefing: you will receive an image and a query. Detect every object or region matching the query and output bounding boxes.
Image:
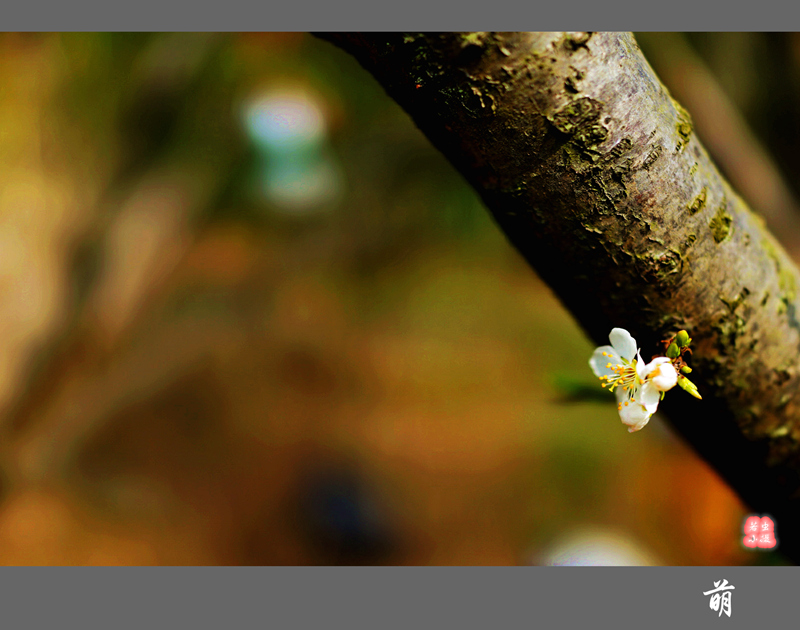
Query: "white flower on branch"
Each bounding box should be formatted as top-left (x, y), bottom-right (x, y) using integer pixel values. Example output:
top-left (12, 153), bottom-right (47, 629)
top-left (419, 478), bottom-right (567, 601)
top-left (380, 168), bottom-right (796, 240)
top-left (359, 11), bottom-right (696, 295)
top-left (589, 328), bottom-right (679, 433)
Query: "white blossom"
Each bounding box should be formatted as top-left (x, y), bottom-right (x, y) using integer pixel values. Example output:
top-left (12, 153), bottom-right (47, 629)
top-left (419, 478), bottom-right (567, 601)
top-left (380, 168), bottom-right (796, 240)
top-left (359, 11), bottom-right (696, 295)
top-left (590, 328), bottom-right (665, 433)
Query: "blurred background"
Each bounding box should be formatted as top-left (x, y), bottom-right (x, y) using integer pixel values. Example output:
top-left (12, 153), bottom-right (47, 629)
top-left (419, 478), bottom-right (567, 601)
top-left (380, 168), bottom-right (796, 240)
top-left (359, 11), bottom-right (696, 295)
top-left (0, 32), bottom-right (794, 565)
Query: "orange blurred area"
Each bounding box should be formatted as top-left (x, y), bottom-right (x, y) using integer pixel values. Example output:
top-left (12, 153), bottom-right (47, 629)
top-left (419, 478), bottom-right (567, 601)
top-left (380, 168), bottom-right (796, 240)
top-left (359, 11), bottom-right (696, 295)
top-left (0, 32), bottom-right (785, 565)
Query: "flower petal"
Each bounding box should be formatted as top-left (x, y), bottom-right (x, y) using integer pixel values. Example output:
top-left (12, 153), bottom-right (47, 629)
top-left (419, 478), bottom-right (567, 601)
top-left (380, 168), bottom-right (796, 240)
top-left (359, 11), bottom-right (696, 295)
top-left (626, 415), bottom-right (652, 433)
top-left (619, 400), bottom-right (651, 430)
top-left (609, 328), bottom-right (637, 361)
top-left (635, 351), bottom-right (647, 380)
top-left (589, 346), bottom-right (619, 378)
top-left (639, 382), bottom-right (661, 413)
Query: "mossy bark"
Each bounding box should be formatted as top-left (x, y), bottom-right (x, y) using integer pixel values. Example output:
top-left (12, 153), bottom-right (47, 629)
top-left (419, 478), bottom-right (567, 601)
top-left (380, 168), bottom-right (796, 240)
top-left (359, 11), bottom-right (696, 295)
top-left (319, 32), bottom-right (800, 563)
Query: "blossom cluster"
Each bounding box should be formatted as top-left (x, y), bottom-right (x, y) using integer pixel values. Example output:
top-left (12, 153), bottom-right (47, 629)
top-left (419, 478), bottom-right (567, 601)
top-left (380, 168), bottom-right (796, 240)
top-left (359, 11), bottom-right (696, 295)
top-left (589, 328), bottom-right (700, 433)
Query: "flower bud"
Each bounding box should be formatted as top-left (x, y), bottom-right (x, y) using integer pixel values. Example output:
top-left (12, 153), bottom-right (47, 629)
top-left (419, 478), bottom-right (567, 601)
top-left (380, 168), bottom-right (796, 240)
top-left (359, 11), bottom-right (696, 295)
top-left (649, 360), bottom-right (678, 391)
top-left (676, 330), bottom-right (691, 347)
top-left (666, 342), bottom-right (680, 359)
top-left (677, 374), bottom-right (702, 399)
top-left (680, 365), bottom-right (692, 374)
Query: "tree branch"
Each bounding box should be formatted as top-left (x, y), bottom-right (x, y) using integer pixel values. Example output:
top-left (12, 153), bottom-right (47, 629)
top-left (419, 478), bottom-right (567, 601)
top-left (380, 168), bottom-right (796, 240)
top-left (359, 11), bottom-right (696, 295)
top-left (637, 32), bottom-right (800, 257)
top-left (318, 32), bottom-right (800, 562)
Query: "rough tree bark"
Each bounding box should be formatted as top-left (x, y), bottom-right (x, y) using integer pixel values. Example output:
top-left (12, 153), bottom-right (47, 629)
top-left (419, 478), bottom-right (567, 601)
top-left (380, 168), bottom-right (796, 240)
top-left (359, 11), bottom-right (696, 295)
top-left (318, 32), bottom-right (800, 563)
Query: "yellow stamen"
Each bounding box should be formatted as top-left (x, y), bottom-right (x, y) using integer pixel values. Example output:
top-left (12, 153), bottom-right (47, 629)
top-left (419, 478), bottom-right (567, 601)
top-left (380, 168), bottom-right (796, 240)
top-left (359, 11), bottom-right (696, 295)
top-left (597, 356), bottom-right (639, 394)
